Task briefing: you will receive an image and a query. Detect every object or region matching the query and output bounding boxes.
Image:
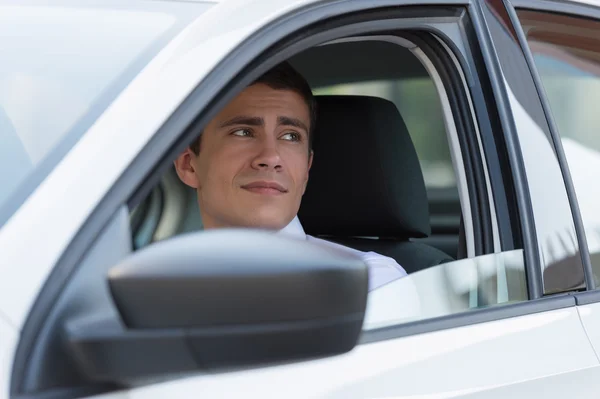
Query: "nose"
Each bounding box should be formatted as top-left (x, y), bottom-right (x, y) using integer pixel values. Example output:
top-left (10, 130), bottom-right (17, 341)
top-left (251, 139), bottom-right (283, 171)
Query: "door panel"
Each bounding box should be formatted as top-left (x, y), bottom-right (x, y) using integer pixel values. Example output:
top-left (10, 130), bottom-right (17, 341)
top-left (87, 308), bottom-right (598, 398)
top-left (578, 302), bottom-right (600, 362)
top-left (453, 366), bottom-right (600, 398)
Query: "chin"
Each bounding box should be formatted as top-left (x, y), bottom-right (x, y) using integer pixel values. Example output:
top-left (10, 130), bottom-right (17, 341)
top-left (244, 211), bottom-right (291, 231)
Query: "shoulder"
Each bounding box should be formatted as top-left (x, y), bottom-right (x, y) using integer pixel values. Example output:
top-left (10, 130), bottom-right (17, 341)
top-left (306, 235), bottom-right (407, 290)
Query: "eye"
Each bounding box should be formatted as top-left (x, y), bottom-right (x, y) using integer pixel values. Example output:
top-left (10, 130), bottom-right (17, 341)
top-left (231, 129), bottom-right (252, 137)
top-left (281, 132), bottom-right (301, 142)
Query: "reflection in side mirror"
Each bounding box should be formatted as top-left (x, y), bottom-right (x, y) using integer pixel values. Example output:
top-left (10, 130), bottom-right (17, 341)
top-left (65, 229), bottom-right (368, 384)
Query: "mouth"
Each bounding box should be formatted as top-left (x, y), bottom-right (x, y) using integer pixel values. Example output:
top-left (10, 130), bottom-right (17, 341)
top-left (241, 181), bottom-right (288, 195)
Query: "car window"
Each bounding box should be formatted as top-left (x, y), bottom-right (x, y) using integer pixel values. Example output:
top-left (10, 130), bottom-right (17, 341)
top-left (310, 79), bottom-right (526, 329)
top-left (129, 39), bottom-right (529, 327)
top-left (517, 10), bottom-right (600, 286)
top-left (0, 0), bottom-right (211, 225)
top-left (131, 71), bottom-right (462, 241)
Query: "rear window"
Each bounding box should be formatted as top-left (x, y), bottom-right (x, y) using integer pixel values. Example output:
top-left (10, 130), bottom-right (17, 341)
top-left (0, 0), bottom-right (212, 226)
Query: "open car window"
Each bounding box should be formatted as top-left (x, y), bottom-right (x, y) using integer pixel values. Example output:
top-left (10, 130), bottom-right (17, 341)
top-left (128, 35), bottom-right (529, 332)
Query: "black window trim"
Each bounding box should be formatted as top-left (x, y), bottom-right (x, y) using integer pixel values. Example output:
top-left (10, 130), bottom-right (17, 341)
top-left (503, 0), bottom-right (595, 290)
top-left (470, 0), bottom-right (545, 298)
top-left (10, 0), bottom-right (561, 396)
top-left (575, 290), bottom-right (600, 306)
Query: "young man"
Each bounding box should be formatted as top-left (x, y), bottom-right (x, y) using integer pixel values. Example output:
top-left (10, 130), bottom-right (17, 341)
top-left (174, 62), bottom-right (408, 291)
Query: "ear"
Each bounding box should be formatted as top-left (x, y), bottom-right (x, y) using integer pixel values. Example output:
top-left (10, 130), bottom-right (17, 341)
top-left (174, 148), bottom-right (201, 189)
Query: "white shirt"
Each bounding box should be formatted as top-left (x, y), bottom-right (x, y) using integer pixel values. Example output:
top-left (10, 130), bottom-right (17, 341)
top-left (277, 216), bottom-right (408, 291)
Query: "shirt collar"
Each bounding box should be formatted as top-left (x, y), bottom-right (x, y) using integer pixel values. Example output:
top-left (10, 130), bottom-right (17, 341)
top-left (277, 216), bottom-right (307, 240)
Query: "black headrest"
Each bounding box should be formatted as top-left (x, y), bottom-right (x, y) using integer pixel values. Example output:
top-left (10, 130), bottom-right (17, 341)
top-left (298, 95), bottom-right (431, 238)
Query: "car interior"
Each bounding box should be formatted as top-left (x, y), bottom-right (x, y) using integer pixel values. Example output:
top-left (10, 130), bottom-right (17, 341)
top-left (130, 39), bottom-right (467, 274)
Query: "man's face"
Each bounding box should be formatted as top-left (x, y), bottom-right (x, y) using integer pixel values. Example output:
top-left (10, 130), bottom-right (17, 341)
top-left (175, 83), bottom-right (313, 230)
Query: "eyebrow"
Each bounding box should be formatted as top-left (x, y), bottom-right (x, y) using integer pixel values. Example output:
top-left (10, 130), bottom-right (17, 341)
top-left (277, 116), bottom-right (308, 133)
top-left (219, 116), bottom-right (264, 128)
top-left (218, 115), bottom-right (309, 133)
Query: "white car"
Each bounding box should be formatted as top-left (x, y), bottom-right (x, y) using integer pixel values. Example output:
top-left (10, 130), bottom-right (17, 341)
top-left (3, 0), bottom-right (600, 397)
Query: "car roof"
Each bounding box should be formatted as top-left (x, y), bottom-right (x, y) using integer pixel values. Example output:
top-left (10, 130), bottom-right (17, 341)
top-left (203, 0), bottom-right (600, 7)
top-left (163, 0), bottom-right (600, 27)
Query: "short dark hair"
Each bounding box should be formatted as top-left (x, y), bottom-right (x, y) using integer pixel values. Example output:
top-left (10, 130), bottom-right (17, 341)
top-left (190, 61), bottom-right (316, 154)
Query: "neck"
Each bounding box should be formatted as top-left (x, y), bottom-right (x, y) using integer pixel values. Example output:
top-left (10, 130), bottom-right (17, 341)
top-left (200, 212), bottom-right (305, 239)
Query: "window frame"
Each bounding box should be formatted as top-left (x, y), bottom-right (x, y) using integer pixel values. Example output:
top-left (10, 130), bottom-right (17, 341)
top-left (508, 0), bottom-right (600, 298)
top-left (474, 0), bottom-right (593, 296)
top-left (9, 1), bottom-right (572, 397)
top-left (504, 0), bottom-right (597, 293)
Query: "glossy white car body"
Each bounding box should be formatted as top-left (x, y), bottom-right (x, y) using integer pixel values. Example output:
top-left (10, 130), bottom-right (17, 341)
top-left (2, 0), bottom-right (600, 398)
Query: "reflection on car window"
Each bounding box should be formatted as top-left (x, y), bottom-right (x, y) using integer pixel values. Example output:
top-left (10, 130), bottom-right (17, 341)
top-left (313, 78), bottom-right (456, 189)
top-left (363, 250), bottom-right (528, 330)
top-left (518, 10), bottom-right (600, 286)
top-left (0, 1), bottom-right (210, 223)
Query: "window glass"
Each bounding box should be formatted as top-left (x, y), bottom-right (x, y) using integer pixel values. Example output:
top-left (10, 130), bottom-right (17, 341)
top-left (0, 0), bottom-right (211, 224)
top-left (313, 78), bottom-right (456, 190)
top-left (363, 250), bottom-right (527, 330)
top-left (517, 10), bottom-right (600, 285)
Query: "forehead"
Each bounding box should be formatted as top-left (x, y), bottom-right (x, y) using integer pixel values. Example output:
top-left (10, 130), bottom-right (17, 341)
top-left (216, 84), bottom-right (310, 121)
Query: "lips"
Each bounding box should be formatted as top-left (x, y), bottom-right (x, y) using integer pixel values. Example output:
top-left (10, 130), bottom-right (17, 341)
top-left (241, 181), bottom-right (288, 194)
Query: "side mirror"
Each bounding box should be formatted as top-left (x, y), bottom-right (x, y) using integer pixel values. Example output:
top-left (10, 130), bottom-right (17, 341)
top-left (64, 229), bottom-right (368, 384)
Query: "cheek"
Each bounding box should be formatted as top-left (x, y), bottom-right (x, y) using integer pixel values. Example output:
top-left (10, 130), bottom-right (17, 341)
top-left (197, 146), bottom-right (248, 191)
top-left (288, 154), bottom-right (311, 190)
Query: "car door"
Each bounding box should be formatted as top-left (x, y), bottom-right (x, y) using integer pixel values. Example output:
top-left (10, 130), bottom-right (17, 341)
top-left (508, 0), bottom-right (600, 363)
top-left (3, 0), bottom-right (600, 398)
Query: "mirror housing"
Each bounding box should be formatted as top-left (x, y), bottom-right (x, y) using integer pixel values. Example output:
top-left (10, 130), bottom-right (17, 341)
top-left (65, 229), bottom-right (368, 384)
